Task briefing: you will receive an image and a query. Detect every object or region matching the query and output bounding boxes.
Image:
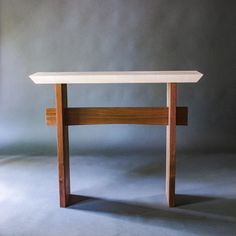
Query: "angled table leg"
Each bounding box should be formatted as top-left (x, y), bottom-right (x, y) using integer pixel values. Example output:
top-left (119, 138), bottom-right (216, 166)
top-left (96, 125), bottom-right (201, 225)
top-left (55, 84), bottom-right (71, 207)
top-left (166, 83), bottom-right (177, 207)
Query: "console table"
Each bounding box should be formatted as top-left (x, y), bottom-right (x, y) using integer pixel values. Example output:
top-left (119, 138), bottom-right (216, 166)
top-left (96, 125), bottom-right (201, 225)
top-left (29, 71), bottom-right (203, 208)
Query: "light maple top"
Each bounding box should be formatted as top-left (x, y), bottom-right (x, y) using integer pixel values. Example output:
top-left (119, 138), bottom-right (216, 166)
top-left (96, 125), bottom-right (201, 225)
top-left (29, 71), bottom-right (203, 84)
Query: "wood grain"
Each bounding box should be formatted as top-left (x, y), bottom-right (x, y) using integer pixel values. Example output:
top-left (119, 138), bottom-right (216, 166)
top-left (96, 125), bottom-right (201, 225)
top-left (55, 84), bottom-right (71, 208)
top-left (46, 107), bottom-right (188, 126)
top-left (166, 83), bottom-right (177, 207)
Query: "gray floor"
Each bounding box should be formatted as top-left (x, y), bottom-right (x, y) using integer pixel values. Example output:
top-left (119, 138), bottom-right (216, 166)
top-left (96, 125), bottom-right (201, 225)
top-left (0, 149), bottom-right (236, 236)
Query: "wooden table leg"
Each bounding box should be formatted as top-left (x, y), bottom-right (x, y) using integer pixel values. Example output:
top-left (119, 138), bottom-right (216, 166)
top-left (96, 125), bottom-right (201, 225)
top-left (55, 84), bottom-right (71, 207)
top-left (166, 83), bottom-right (176, 207)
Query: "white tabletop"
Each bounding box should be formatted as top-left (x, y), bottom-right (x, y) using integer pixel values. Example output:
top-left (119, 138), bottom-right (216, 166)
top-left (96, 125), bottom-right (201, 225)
top-left (29, 71), bottom-right (203, 84)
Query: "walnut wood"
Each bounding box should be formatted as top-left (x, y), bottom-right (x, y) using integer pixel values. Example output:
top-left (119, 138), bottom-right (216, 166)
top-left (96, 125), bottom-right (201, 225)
top-left (55, 84), bottom-right (71, 208)
top-left (166, 83), bottom-right (177, 207)
top-left (46, 107), bottom-right (188, 126)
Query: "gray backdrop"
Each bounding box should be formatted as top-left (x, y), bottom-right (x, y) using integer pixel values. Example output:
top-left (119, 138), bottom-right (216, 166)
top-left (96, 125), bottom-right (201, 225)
top-left (0, 0), bottom-right (235, 154)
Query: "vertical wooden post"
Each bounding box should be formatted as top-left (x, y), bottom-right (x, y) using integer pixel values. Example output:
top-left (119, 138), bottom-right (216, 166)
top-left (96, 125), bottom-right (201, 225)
top-left (55, 84), bottom-right (71, 207)
top-left (166, 83), bottom-right (177, 207)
